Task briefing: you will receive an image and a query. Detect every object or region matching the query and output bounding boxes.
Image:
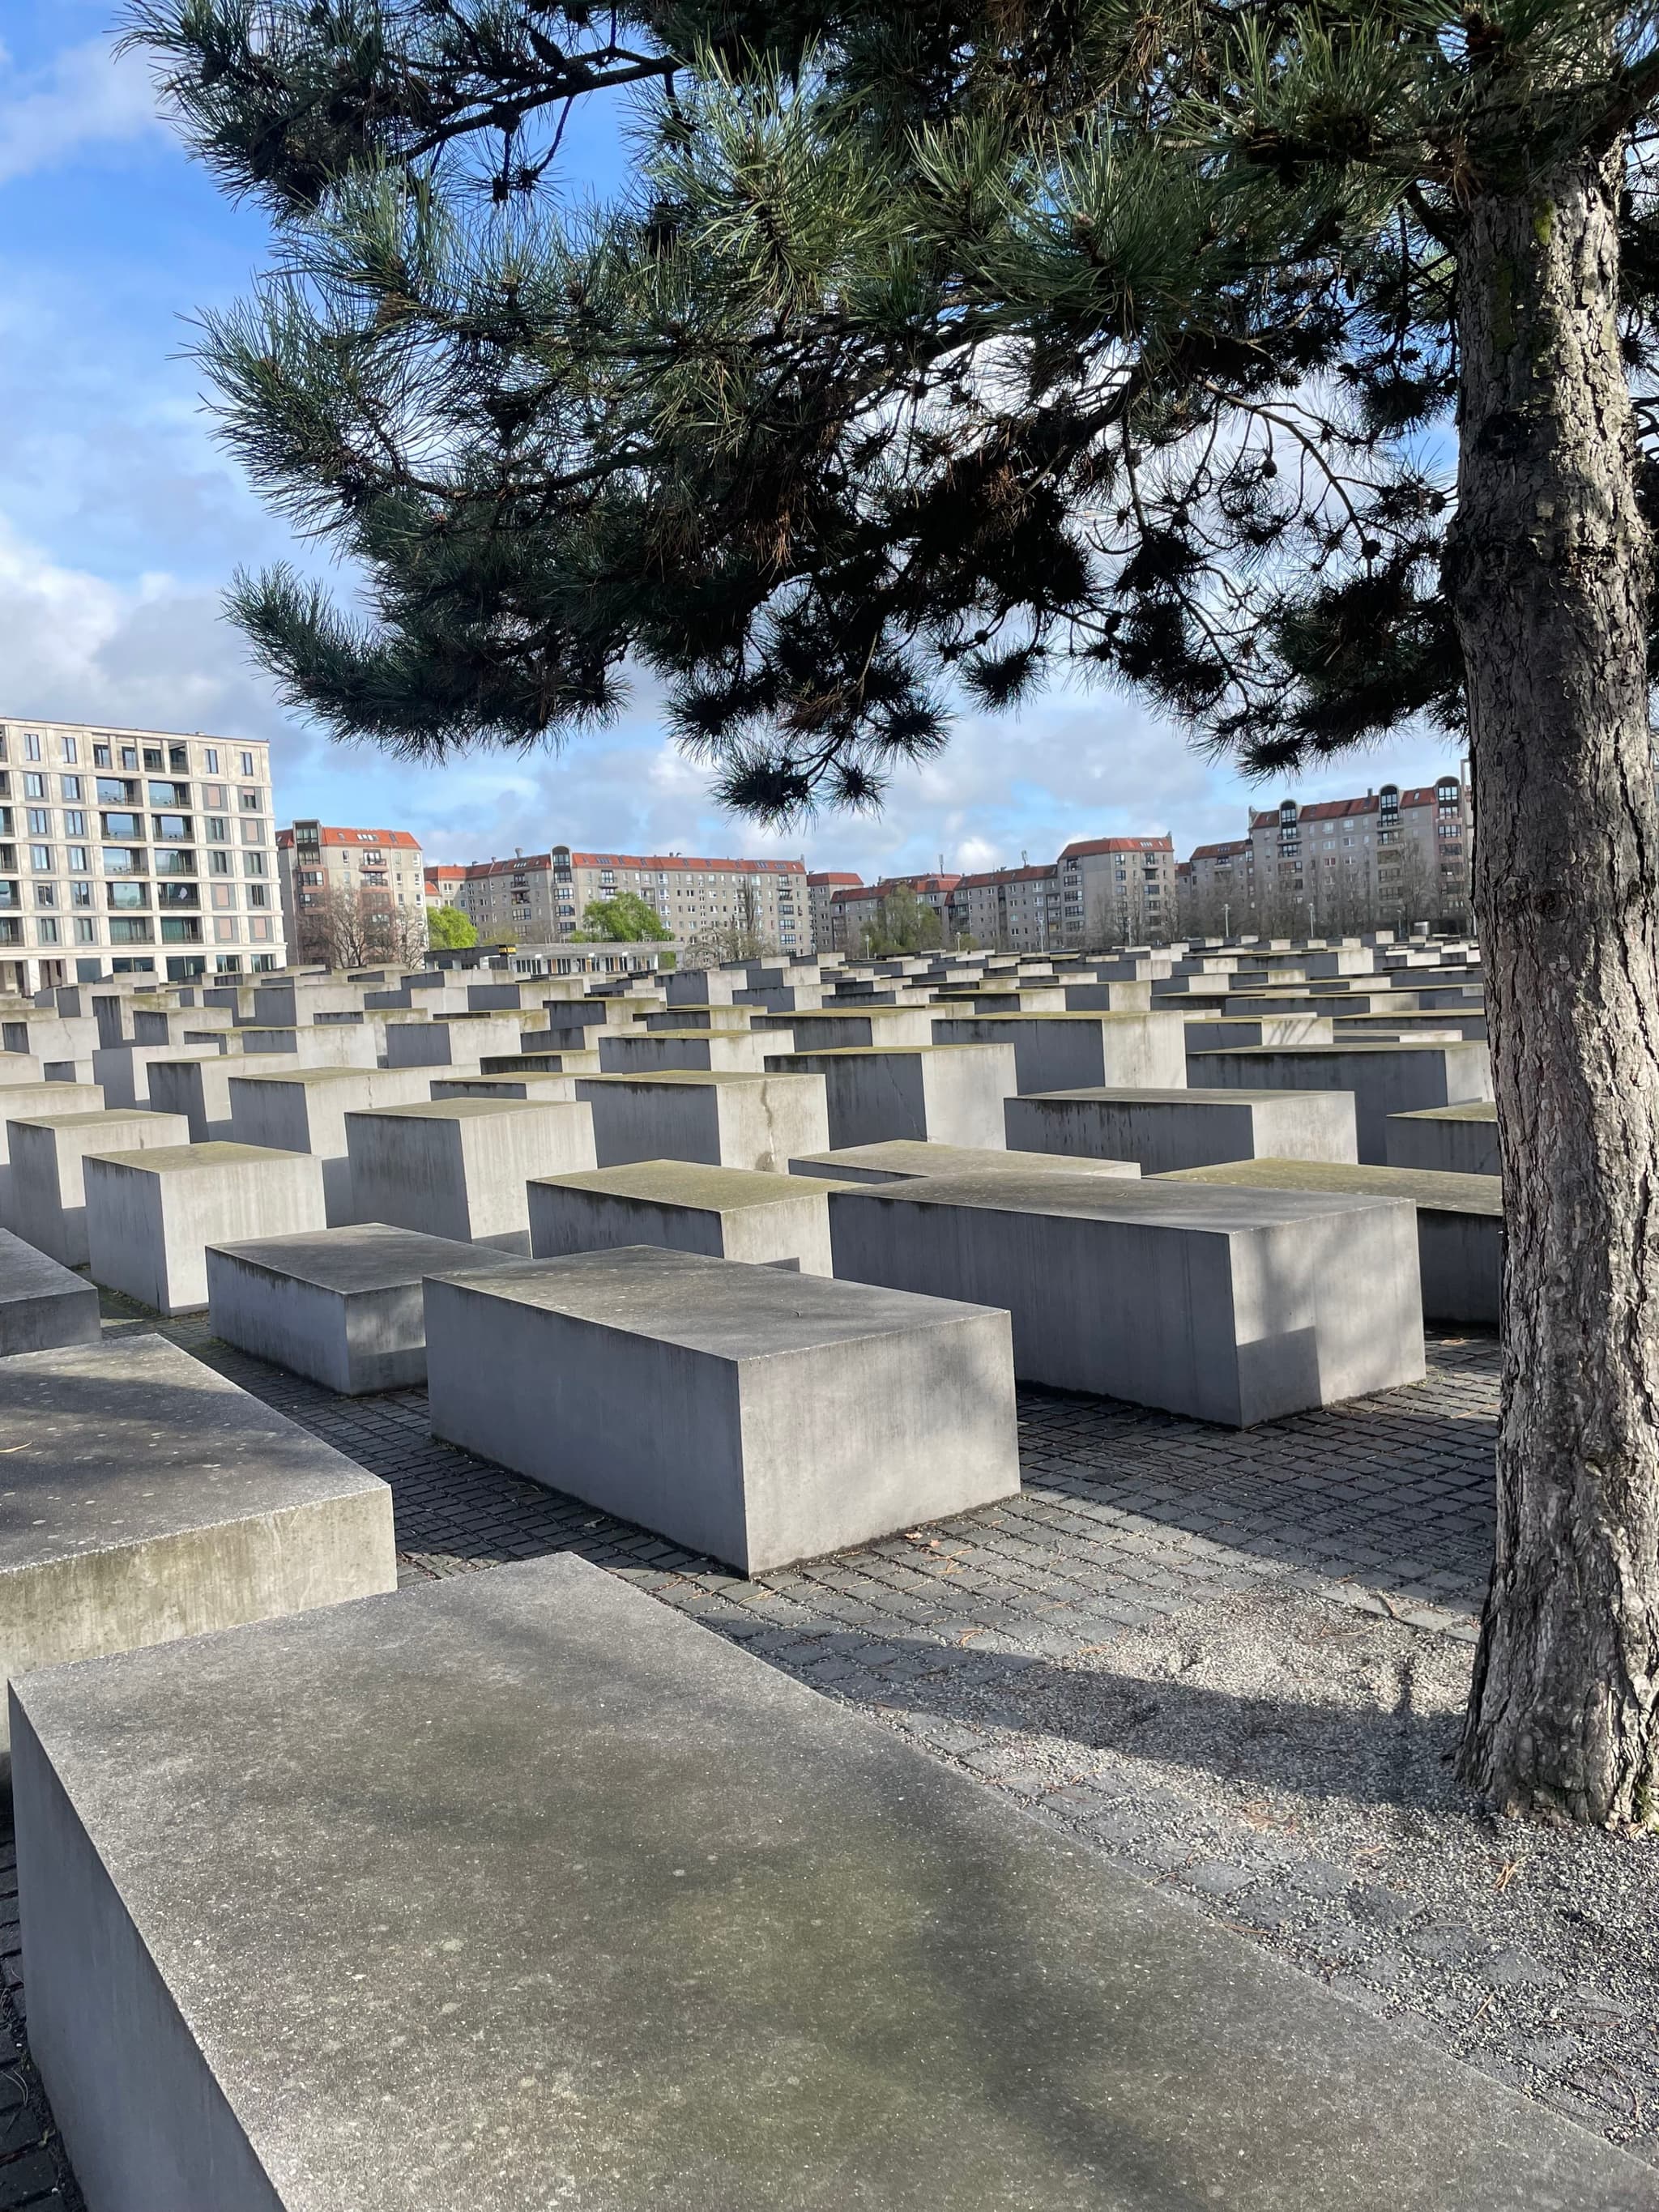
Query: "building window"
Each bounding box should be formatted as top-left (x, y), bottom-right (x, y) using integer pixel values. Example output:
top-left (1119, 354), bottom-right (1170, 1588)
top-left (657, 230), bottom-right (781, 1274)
top-left (239, 789), bottom-right (262, 812)
top-left (34, 882), bottom-right (58, 909)
top-left (36, 917), bottom-right (59, 944)
top-left (26, 810), bottom-right (50, 836)
top-left (204, 748), bottom-right (220, 774)
top-left (240, 752), bottom-right (255, 777)
top-left (206, 816), bottom-right (230, 842)
top-left (23, 734), bottom-right (41, 763)
top-left (71, 881), bottom-right (92, 908)
top-left (244, 852), bottom-right (267, 878)
top-left (143, 748), bottom-right (164, 771)
top-left (29, 846), bottom-right (52, 872)
top-left (160, 918), bottom-right (203, 944)
top-left (152, 814), bottom-right (193, 842)
top-left (108, 883), bottom-right (149, 910)
top-left (73, 917), bottom-right (97, 944)
top-left (120, 747), bottom-right (139, 770)
top-left (208, 851), bottom-right (232, 877)
top-left (109, 918), bottom-right (153, 944)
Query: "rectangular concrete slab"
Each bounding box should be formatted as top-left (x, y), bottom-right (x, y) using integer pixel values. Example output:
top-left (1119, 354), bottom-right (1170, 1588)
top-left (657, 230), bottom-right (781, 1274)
top-left (343, 1097), bottom-right (598, 1252)
top-left (425, 1246), bottom-right (1020, 1572)
top-left (1385, 1101), bottom-right (1501, 1177)
top-left (15, 1551), bottom-right (1653, 2212)
top-left (206, 1222), bottom-right (532, 1392)
top-left (226, 1067), bottom-right (436, 1225)
top-left (1004, 1087), bottom-right (1359, 1173)
top-left (528, 1161), bottom-right (838, 1273)
top-left (6, 1108), bottom-right (191, 1264)
top-left (0, 1080), bottom-right (104, 1220)
top-left (928, 1012), bottom-right (1189, 1093)
top-left (147, 1053), bottom-right (302, 1143)
top-left (574, 1071), bottom-right (830, 1174)
top-left (0, 1330), bottom-right (395, 1765)
top-left (0, 1229), bottom-right (101, 1357)
top-left (1156, 1158), bottom-right (1504, 1326)
top-left (84, 1144), bottom-right (328, 1315)
top-left (828, 1173), bottom-right (1424, 1426)
top-left (788, 1140), bottom-right (1141, 1184)
top-left (761, 1045), bottom-right (1017, 1150)
top-left (1186, 1043), bottom-right (1493, 1162)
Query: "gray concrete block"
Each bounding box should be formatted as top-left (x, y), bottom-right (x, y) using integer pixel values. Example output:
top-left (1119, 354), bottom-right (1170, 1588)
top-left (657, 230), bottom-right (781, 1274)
top-left (599, 1028), bottom-right (775, 1075)
top-left (0, 1080), bottom-right (103, 1221)
top-left (1155, 1158), bottom-right (1504, 1327)
top-left (528, 1161), bottom-right (838, 1273)
top-left (762, 1045), bottom-right (1017, 1149)
top-left (0, 1331), bottom-right (394, 1771)
top-left (235, 1025), bottom-right (380, 1068)
top-left (789, 1140), bottom-right (1141, 1184)
top-left (6, 1109), bottom-right (190, 1264)
top-left (1183, 1015), bottom-right (1333, 1051)
top-left (928, 1012), bottom-right (1189, 1093)
top-left (147, 1053), bottom-right (303, 1142)
top-left (828, 1172), bottom-right (1425, 1426)
top-left (84, 1144), bottom-right (328, 1315)
top-left (343, 1097), bottom-right (597, 1251)
top-left (429, 1072), bottom-right (580, 1102)
top-left (206, 1222), bottom-right (530, 1393)
top-left (383, 1013), bottom-right (529, 1068)
top-left (1183, 1042), bottom-right (1493, 1163)
top-left (0, 1230), bottom-right (101, 1357)
top-left (226, 1067), bottom-right (436, 1225)
top-left (426, 1247), bottom-right (1020, 1571)
top-left (575, 1070), bottom-right (830, 1174)
top-left (1384, 1102), bottom-right (1501, 1178)
top-left (757, 1008), bottom-right (937, 1051)
top-left (15, 1551), bottom-right (1654, 2212)
top-left (1004, 1087), bottom-right (1358, 1173)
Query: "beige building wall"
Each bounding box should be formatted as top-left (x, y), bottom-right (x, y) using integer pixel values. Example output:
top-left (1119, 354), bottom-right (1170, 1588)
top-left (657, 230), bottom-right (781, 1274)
top-left (278, 822), bottom-right (425, 955)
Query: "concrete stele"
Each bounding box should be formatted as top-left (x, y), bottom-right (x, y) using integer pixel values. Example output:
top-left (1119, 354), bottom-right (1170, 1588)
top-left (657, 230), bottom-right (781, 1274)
top-left (527, 1161), bottom-right (839, 1273)
top-left (84, 1143), bottom-right (328, 1315)
top-left (6, 1109), bottom-right (191, 1265)
top-left (0, 1229), bottom-right (102, 1357)
top-left (343, 1097), bottom-right (598, 1252)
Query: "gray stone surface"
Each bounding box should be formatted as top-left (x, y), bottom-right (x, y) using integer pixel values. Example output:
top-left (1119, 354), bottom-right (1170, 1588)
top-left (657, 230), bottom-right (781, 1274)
top-left (528, 1161), bottom-right (838, 1272)
top-left (426, 1247), bottom-right (1020, 1572)
top-left (762, 1044), bottom-right (1017, 1149)
top-left (0, 1230), bottom-right (100, 1357)
top-left (206, 1222), bottom-right (529, 1393)
top-left (789, 1140), bottom-right (1141, 1183)
top-left (0, 1082), bottom-right (104, 1221)
top-left (928, 1011), bottom-right (1189, 1093)
top-left (0, 1330), bottom-right (394, 1767)
top-left (15, 1550), bottom-right (1653, 2212)
top-left (575, 1070), bottom-right (830, 1174)
top-left (1385, 1102), bottom-right (1502, 1178)
top-left (1187, 1044), bottom-right (1493, 1163)
top-left (5, 1108), bottom-right (190, 1264)
top-left (225, 1067), bottom-right (435, 1225)
top-left (1005, 1086), bottom-right (1359, 1173)
top-left (147, 1053), bottom-right (302, 1143)
top-left (343, 1097), bottom-right (598, 1253)
top-left (829, 1173), bottom-right (1424, 1426)
top-left (84, 1143), bottom-right (328, 1315)
top-left (599, 1027), bottom-right (775, 1076)
top-left (1156, 1159), bottom-right (1504, 1327)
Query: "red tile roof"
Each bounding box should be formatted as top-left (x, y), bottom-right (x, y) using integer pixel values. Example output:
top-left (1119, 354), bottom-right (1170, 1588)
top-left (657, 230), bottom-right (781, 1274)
top-left (563, 851), bottom-right (805, 875)
top-left (1058, 835), bottom-right (1174, 859)
top-left (955, 866), bottom-right (1057, 889)
top-left (277, 825), bottom-right (423, 850)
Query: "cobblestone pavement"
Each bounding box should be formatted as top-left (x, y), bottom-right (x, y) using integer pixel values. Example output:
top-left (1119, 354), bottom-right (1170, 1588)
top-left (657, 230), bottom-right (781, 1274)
top-left (2, 1304), bottom-right (1655, 2206)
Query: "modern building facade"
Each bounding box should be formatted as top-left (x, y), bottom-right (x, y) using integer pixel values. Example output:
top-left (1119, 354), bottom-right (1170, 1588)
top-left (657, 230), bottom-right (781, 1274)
top-left (424, 864), bottom-right (467, 910)
top-left (830, 874), bottom-right (962, 952)
top-left (806, 871), bottom-right (861, 953)
top-left (0, 717), bottom-right (284, 994)
top-left (277, 822), bottom-right (426, 958)
top-left (953, 864), bottom-right (1062, 952)
top-left (1239, 777), bottom-right (1473, 932)
top-left (1056, 835), bottom-right (1178, 944)
top-left (446, 847), bottom-right (811, 953)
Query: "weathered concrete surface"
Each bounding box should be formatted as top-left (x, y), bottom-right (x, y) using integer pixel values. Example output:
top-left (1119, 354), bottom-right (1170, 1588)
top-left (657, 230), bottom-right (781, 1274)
top-left (1384, 1102), bottom-right (1502, 1178)
top-left (788, 1140), bottom-right (1141, 1185)
top-left (1182, 1015), bottom-right (1334, 1052)
top-left (599, 1028), bottom-right (776, 1076)
top-left (575, 1070), bottom-right (830, 1175)
top-left (1183, 1042), bottom-right (1493, 1163)
top-left (1005, 1087), bottom-right (1359, 1174)
top-left (0, 1080), bottom-right (104, 1219)
top-left (761, 1045), bottom-right (1017, 1150)
top-left (429, 1072), bottom-right (580, 1102)
top-left (383, 1012), bottom-right (528, 1069)
top-left (148, 1054), bottom-right (302, 1144)
top-left (928, 1012), bottom-right (1189, 1093)
top-left (756, 1008), bottom-right (937, 1051)
top-left (343, 1097), bottom-right (598, 1253)
top-left (528, 1161), bottom-right (838, 1273)
top-left (15, 1551), bottom-right (1653, 2212)
top-left (426, 1247), bottom-right (1020, 1572)
top-left (0, 1330), bottom-right (394, 1765)
top-left (1156, 1158), bottom-right (1504, 1326)
top-left (0, 1230), bottom-right (101, 1357)
top-left (6, 1109), bottom-right (190, 1264)
top-left (84, 1144), bottom-right (327, 1315)
top-left (226, 1068), bottom-right (435, 1225)
top-left (206, 1222), bottom-right (530, 1393)
top-left (828, 1173), bottom-right (1424, 1426)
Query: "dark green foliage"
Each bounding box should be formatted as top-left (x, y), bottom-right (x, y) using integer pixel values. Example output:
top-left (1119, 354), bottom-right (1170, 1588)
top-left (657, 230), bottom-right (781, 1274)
top-left (575, 890), bottom-right (673, 938)
top-left (126, 0), bottom-right (1659, 814)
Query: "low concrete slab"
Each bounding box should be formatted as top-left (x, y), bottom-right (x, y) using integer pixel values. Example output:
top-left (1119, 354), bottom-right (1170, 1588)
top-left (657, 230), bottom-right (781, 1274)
top-left (0, 1080), bottom-right (104, 1220)
top-left (928, 1011), bottom-right (1189, 1093)
top-left (1155, 1158), bottom-right (1504, 1326)
top-left (16, 1551), bottom-right (1653, 2212)
top-left (757, 1008), bottom-right (937, 1051)
top-left (789, 1140), bottom-right (1141, 1184)
top-left (1385, 1101), bottom-right (1501, 1178)
top-left (6, 1108), bottom-right (190, 1264)
top-left (428, 1072), bottom-right (580, 1102)
top-left (1183, 1042), bottom-right (1493, 1163)
top-left (427, 1247), bottom-right (1020, 1572)
top-left (1182, 1014), bottom-right (1333, 1051)
top-left (599, 1028), bottom-right (775, 1076)
top-left (528, 1161), bottom-right (838, 1273)
top-left (383, 1012), bottom-right (528, 1069)
top-left (148, 1053), bottom-right (302, 1143)
top-left (828, 1172), bottom-right (1424, 1426)
top-left (343, 1097), bottom-right (598, 1253)
top-left (1005, 1087), bottom-right (1359, 1173)
top-left (0, 1330), bottom-right (395, 1771)
top-left (206, 1222), bottom-right (530, 1393)
top-left (226, 1067), bottom-right (435, 1225)
top-left (84, 1144), bottom-right (327, 1315)
top-left (0, 1230), bottom-right (101, 1357)
top-left (762, 1044), bottom-right (1017, 1150)
top-left (575, 1070), bottom-right (830, 1174)
top-left (479, 1049), bottom-right (600, 1076)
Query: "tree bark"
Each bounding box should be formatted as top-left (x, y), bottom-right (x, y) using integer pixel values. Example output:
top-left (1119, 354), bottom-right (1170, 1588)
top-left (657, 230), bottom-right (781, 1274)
top-left (1448, 146), bottom-right (1659, 1827)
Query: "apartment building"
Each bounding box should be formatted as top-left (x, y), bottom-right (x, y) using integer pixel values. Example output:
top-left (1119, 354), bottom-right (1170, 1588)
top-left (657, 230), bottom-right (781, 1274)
top-left (830, 874), bottom-right (962, 952)
top-left (0, 717), bottom-right (284, 995)
top-left (424, 864), bottom-right (467, 909)
top-left (277, 822), bottom-right (425, 957)
top-left (1182, 838), bottom-right (1256, 931)
top-left (806, 871), bottom-right (861, 953)
top-left (1242, 776), bottom-right (1473, 931)
top-left (1056, 835), bottom-right (1178, 944)
top-left (551, 848), bottom-right (808, 953)
top-left (953, 864), bottom-right (1062, 952)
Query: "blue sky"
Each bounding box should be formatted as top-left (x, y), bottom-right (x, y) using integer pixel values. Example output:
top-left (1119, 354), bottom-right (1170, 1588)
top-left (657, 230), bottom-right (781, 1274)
top-left (0, 6), bottom-right (1460, 877)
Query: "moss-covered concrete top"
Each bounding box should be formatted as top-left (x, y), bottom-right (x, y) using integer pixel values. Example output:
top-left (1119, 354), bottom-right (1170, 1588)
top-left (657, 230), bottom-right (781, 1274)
top-left (1157, 1157), bottom-right (1503, 1217)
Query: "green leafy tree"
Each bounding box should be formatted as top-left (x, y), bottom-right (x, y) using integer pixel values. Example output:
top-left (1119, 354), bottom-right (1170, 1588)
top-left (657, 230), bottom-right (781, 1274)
top-left (862, 884), bottom-right (944, 957)
top-left (131, 2), bottom-right (1659, 1827)
top-left (574, 890), bottom-right (673, 940)
top-left (424, 902), bottom-right (477, 949)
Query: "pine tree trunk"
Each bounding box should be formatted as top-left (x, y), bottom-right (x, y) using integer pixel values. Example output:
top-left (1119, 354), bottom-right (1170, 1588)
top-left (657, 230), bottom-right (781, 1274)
top-left (1448, 147), bottom-right (1659, 1827)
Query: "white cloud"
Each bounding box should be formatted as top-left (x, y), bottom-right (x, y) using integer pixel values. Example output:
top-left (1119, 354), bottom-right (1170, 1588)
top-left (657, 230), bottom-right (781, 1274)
top-left (0, 39), bottom-right (165, 186)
